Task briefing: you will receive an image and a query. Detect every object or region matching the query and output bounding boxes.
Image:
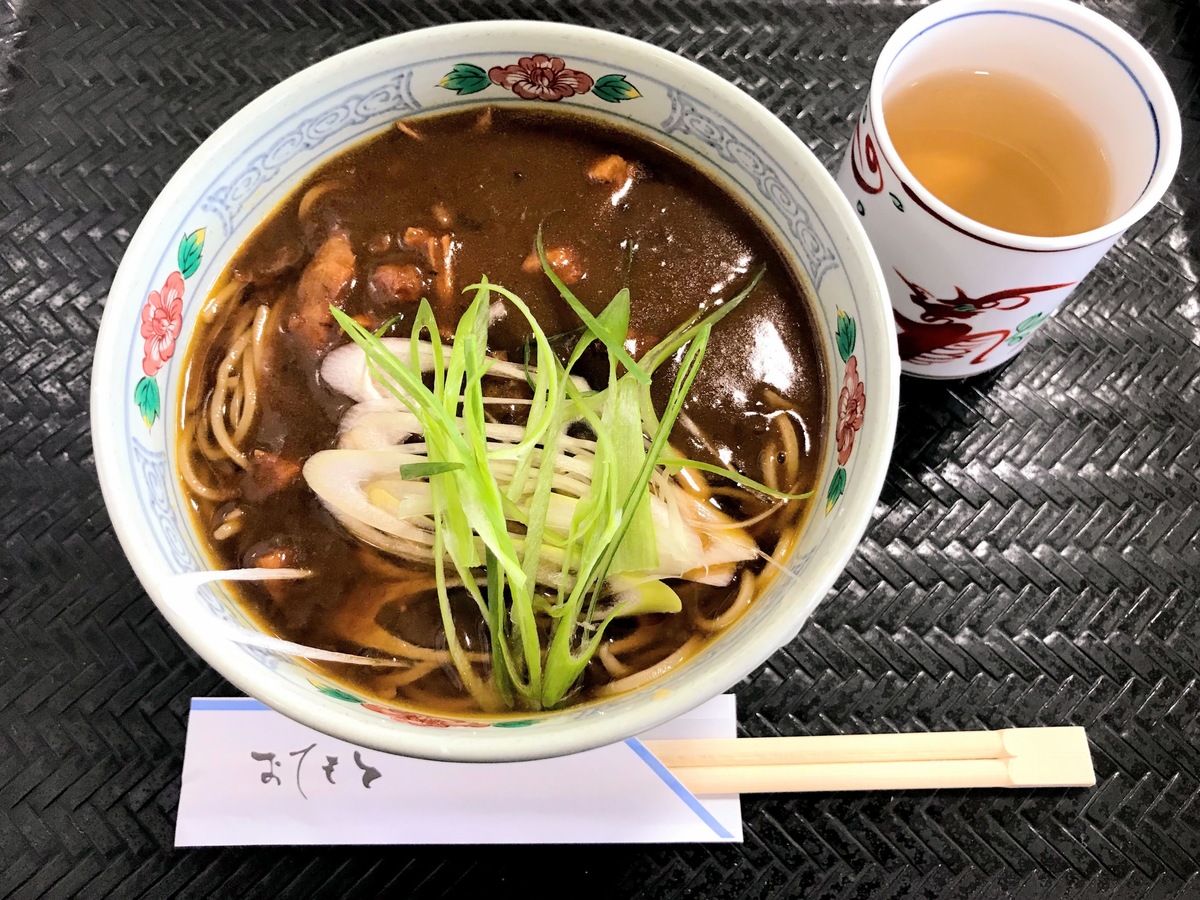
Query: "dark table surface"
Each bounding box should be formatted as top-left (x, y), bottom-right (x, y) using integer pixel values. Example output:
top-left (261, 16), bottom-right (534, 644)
top-left (2, 0), bottom-right (1198, 897)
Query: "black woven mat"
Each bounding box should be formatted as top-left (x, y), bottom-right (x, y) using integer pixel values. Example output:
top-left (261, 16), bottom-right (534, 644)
top-left (2, 0), bottom-right (1198, 897)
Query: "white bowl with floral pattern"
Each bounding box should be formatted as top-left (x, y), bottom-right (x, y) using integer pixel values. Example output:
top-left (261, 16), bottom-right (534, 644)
top-left (91, 21), bottom-right (898, 761)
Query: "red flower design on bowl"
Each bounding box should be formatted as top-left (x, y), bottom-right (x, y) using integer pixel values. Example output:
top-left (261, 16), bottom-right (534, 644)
top-left (488, 55), bottom-right (594, 101)
top-left (140, 271), bottom-right (185, 377)
top-left (361, 702), bottom-right (489, 728)
top-left (836, 355), bottom-right (866, 466)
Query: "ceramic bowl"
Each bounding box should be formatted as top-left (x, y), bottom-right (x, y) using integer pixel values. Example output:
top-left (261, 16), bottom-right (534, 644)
top-left (91, 21), bottom-right (898, 761)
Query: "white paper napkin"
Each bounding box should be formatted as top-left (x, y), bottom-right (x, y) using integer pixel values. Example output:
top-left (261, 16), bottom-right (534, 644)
top-left (176, 694), bottom-right (742, 846)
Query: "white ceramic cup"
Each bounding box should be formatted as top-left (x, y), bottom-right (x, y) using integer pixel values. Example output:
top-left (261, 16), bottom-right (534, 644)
top-left (836, 0), bottom-right (1181, 379)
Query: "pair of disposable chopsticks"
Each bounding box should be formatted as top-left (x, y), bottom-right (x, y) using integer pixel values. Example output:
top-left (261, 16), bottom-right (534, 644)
top-left (642, 726), bottom-right (1095, 795)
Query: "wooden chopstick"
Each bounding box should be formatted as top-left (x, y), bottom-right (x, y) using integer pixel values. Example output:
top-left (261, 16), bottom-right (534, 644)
top-left (641, 726), bottom-right (1094, 795)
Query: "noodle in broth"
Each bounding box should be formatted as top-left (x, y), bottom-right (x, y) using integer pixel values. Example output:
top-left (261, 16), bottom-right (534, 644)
top-left (176, 106), bottom-right (827, 716)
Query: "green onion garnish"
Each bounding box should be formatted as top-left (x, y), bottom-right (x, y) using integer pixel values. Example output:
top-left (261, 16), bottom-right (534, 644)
top-left (312, 259), bottom-right (799, 711)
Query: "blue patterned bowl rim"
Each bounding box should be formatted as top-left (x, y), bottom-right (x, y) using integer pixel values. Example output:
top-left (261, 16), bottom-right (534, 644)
top-left (91, 21), bottom-right (899, 761)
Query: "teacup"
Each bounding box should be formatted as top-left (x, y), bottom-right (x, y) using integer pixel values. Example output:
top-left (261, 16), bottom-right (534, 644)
top-left (837, 0), bottom-right (1181, 379)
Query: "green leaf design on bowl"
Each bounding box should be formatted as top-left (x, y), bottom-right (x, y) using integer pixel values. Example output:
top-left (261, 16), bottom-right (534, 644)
top-left (836, 309), bottom-right (856, 363)
top-left (593, 73), bottom-right (641, 103)
top-left (177, 228), bottom-right (205, 279)
top-left (826, 466), bottom-right (847, 513)
top-left (314, 683), bottom-right (363, 703)
top-left (134, 375), bottom-right (160, 428)
top-left (439, 63), bottom-right (490, 95)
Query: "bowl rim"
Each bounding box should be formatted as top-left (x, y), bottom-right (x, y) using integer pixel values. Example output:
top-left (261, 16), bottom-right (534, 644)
top-left (91, 19), bottom-right (899, 761)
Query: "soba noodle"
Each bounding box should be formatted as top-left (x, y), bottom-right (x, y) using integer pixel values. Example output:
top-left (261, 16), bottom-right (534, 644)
top-left (175, 106), bottom-right (827, 716)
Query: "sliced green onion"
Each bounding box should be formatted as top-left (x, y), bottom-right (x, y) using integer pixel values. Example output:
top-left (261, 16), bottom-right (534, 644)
top-left (666, 458), bottom-right (813, 501)
top-left (640, 269), bottom-right (764, 375)
top-left (536, 226), bottom-right (649, 384)
top-left (540, 326), bottom-right (713, 708)
top-left (322, 253), bottom-right (795, 712)
top-left (399, 461), bottom-right (464, 479)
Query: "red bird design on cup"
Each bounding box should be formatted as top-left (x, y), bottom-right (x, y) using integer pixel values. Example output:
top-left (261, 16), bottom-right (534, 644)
top-left (893, 270), bottom-right (1073, 367)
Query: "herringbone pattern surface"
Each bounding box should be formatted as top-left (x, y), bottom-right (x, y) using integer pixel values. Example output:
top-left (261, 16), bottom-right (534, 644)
top-left (1, 0), bottom-right (1198, 897)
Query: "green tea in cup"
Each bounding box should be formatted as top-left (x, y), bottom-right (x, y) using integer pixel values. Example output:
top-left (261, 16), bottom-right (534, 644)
top-left (883, 68), bottom-right (1113, 238)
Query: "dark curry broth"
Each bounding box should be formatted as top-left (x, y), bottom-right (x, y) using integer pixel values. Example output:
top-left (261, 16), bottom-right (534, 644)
top-left (179, 106), bottom-right (827, 716)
